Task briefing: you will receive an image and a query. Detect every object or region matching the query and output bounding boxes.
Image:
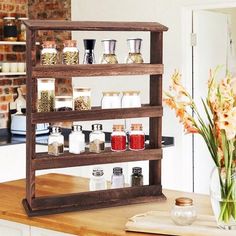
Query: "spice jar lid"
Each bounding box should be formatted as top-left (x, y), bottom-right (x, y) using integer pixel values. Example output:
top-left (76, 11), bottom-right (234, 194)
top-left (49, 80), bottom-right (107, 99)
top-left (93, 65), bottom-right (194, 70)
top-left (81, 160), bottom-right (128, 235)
top-left (113, 167), bottom-right (123, 175)
top-left (113, 124), bottom-right (124, 131)
top-left (37, 78), bottom-right (55, 83)
top-left (55, 96), bottom-right (72, 101)
top-left (18, 17), bottom-right (29, 20)
top-left (64, 40), bottom-right (77, 47)
top-left (132, 167), bottom-right (142, 174)
top-left (131, 123), bottom-right (143, 131)
top-left (102, 91), bottom-right (120, 96)
top-left (73, 87), bottom-right (91, 92)
top-left (92, 124), bottom-right (103, 131)
top-left (175, 197), bottom-right (193, 206)
top-left (3, 17), bottom-right (16, 20)
top-left (72, 125), bottom-right (82, 132)
top-left (42, 41), bottom-right (56, 48)
top-left (92, 167), bottom-right (104, 176)
top-left (122, 91), bottom-right (140, 96)
top-left (84, 39), bottom-right (96, 50)
top-left (51, 126), bottom-right (61, 133)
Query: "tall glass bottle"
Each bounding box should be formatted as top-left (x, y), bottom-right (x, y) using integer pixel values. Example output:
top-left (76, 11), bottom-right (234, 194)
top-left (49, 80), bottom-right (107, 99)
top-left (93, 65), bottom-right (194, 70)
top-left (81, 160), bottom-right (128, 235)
top-left (100, 39), bottom-right (118, 64)
top-left (126, 38), bottom-right (144, 64)
top-left (83, 39), bottom-right (96, 64)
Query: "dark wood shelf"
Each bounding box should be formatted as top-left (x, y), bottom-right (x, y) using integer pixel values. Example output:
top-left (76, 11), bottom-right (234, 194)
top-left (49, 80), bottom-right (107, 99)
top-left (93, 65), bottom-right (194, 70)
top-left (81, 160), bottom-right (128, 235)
top-left (32, 63), bottom-right (164, 78)
top-left (24, 20), bottom-right (168, 32)
top-left (31, 105), bottom-right (163, 124)
top-left (33, 148), bottom-right (162, 170)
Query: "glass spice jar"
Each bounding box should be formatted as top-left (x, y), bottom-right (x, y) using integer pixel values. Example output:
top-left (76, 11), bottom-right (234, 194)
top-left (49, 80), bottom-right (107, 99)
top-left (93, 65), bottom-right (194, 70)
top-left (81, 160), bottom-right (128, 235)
top-left (89, 124), bottom-right (105, 153)
top-left (40, 41), bottom-right (58, 65)
top-left (101, 91), bottom-right (121, 109)
top-left (111, 167), bottom-right (125, 189)
top-left (37, 78), bottom-right (55, 112)
top-left (89, 167), bottom-right (107, 191)
top-left (73, 87), bottom-right (91, 111)
top-left (69, 125), bottom-right (85, 154)
top-left (126, 38), bottom-right (144, 64)
top-left (62, 40), bottom-right (79, 65)
top-left (17, 17), bottom-right (28, 41)
top-left (121, 91), bottom-right (141, 108)
top-left (3, 17), bottom-right (17, 41)
top-left (131, 167), bottom-right (143, 187)
top-left (111, 124), bottom-right (126, 152)
top-left (55, 96), bottom-right (73, 111)
top-left (171, 197), bottom-right (197, 226)
top-left (83, 39), bottom-right (96, 64)
top-left (48, 126), bottom-right (64, 156)
top-left (100, 39), bottom-right (118, 64)
top-left (129, 124), bottom-right (145, 151)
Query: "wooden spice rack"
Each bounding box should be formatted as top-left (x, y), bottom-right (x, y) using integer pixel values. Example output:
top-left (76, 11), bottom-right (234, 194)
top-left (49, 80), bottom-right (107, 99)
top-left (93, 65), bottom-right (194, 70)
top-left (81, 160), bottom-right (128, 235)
top-left (22, 20), bottom-right (168, 216)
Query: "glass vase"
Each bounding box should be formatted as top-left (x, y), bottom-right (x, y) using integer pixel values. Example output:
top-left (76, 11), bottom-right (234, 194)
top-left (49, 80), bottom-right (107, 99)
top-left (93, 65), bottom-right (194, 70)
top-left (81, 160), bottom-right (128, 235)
top-left (210, 167), bottom-right (236, 230)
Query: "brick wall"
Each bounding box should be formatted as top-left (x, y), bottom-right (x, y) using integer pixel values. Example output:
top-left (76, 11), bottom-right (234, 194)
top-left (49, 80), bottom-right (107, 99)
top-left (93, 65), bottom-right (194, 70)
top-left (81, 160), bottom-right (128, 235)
top-left (0, 0), bottom-right (71, 129)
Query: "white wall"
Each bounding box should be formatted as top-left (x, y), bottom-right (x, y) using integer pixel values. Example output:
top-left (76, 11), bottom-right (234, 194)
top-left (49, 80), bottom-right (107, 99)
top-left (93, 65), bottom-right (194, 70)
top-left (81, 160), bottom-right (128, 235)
top-left (71, 0), bottom-right (236, 192)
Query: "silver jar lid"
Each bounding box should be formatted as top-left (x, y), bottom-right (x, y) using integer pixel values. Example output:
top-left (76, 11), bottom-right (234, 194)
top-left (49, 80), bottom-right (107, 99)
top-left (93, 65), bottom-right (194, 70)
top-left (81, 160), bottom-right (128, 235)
top-left (101, 39), bottom-right (117, 54)
top-left (51, 126), bottom-right (61, 133)
top-left (92, 167), bottom-right (104, 176)
top-left (127, 38), bottom-right (142, 53)
top-left (92, 124), bottom-right (103, 131)
top-left (72, 125), bottom-right (82, 132)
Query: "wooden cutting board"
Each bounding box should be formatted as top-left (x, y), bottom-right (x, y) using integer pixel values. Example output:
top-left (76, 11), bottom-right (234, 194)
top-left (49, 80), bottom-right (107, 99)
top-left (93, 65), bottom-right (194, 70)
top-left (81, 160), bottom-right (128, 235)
top-left (125, 211), bottom-right (236, 236)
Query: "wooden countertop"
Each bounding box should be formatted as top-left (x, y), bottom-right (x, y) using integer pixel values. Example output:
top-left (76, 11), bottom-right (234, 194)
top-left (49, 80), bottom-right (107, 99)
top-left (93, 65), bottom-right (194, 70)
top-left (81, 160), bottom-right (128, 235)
top-left (0, 174), bottom-right (213, 236)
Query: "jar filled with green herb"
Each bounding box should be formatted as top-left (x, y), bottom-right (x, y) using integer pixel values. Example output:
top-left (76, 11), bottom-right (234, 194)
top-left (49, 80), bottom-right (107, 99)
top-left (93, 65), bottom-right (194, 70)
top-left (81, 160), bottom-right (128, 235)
top-left (41, 41), bottom-right (58, 65)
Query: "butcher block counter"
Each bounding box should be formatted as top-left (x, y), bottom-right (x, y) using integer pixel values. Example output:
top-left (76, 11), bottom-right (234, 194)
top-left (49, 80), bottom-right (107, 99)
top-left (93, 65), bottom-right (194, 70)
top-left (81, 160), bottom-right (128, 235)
top-left (0, 173), bottom-right (214, 236)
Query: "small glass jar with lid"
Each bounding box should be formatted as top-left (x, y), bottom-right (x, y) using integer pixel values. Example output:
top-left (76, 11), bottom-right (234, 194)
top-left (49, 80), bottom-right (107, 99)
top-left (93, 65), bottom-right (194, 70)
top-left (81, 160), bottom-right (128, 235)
top-left (126, 38), bottom-right (144, 64)
top-left (121, 91), bottom-right (141, 108)
top-left (131, 167), bottom-right (143, 187)
top-left (111, 167), bottom-right (125, 189)
top-left (17, 17), bottom-right (28, 41)
top-left (89, 124), bottom-right (105, 153)
top-left (3, 17), bottom-right (17, 41)
top-left (73, 87), bottom-right (91, 111)
top-left (62, 40), bottom-right (79, 65)
top-left (101, 91), bottom-right (121, 109)
top-left (171, 197), bottom-right (197, 226)
top-left (89, 167), bottom-right (107, 191)
top-left (48, 126), bottom-right (64, 156)
top-left (37, 78), bottom-right (55, 112)
top-left (111, 124), bottom-right (126, 152)
top-left (100, 39), bottom-right (118, 64)
top-left (40, 41), bottom-right (58, 65)
top-left (55, 96), bottom-right (73, 111)
top-left (129, 124), bottom-right (145, 151)
top-left (69, 125), bottom-right (85, 154)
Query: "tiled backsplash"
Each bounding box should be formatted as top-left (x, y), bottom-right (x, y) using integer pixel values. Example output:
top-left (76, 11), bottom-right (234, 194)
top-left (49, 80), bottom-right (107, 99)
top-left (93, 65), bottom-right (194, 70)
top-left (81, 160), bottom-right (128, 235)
top-left (0, 0), bottom-right (72, 129)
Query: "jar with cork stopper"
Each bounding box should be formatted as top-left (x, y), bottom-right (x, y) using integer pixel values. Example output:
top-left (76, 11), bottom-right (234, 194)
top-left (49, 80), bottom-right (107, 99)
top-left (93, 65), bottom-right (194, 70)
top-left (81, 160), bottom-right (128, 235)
top-left (62, 40), bottom-right (79, 65)
top-left (129, 124), bottom-right (145, 151)
top-left (111, 124), bottom-right (126, 152)
top-left (40, 41), bottom-right (58, 65)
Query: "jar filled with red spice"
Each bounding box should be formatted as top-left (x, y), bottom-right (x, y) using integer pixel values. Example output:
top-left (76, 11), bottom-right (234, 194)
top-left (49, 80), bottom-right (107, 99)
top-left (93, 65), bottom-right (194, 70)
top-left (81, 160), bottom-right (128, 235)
top-left (111, 124), bottom-right (126, 152)
top-left (129, 124), bottom-right (145, 151)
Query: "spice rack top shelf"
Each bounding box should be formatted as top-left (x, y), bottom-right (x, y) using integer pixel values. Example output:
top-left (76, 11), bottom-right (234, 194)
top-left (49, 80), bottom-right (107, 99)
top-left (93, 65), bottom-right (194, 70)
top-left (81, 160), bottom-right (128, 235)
top-left (33, 148), bottom-right (162, 170)
top-left (31, 105), bottom-right (163, 123)
top-left (24, 20), bottom-right (168, 32)
top-left (32, 64), bottom-right (164, 78)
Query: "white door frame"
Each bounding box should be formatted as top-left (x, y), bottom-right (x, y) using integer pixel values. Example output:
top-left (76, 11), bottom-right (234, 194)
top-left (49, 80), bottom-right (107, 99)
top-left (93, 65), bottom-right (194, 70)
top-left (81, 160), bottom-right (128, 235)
top-left (181, 1), bottom-right (236, 192)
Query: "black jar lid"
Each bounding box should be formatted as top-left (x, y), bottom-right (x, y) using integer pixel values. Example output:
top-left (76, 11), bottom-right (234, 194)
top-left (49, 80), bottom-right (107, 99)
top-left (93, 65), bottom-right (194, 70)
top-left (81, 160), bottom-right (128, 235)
top-left (132, 167), bottom-right (142, 174)
top-left (84, 39), bottom-right (96, 50)
top-left (113, 167), bottom-right (123, 175)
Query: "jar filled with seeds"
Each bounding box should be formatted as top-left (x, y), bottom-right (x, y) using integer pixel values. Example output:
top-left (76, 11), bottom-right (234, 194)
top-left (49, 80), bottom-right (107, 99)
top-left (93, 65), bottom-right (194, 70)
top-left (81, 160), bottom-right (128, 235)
top-left (73, 87), bottom-right (91, 111)
top-left (37, 78), bottom-right (55, 112)
top-left (62, 40), bottom-right (79, 65)
top-left (41, 41), bottom-right (58, 65)
top-left (48, 126), bottom-right (64, 156)
top-left (55, 96), bottom-right (73, 111)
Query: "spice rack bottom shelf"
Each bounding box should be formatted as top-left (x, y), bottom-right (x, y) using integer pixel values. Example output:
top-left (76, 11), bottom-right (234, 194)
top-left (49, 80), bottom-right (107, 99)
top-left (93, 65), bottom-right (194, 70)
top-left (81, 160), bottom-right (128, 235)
top-left (22, 186), bottom-right (166, 217)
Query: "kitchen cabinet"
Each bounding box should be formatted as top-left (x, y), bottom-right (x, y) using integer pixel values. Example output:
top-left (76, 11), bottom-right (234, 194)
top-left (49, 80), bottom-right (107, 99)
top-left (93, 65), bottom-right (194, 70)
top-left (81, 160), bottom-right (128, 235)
top-left (0, 219), bottom-right (30, 236)
top-left (31, 227), bottom-right (75, 236)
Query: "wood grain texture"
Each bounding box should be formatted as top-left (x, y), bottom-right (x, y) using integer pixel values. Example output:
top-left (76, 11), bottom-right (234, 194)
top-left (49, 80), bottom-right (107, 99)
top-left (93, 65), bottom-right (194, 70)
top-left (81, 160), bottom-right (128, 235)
top-left (33, 148), bottom-right (162, 170)
top-left (31, 105), bottom-right (163, 123)
top-left (0, 174), bottom-right (213, 236)
top-left (32, 64), bottom-right (164, 78)
top-left (24, 20), bottom-right (168, 32)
